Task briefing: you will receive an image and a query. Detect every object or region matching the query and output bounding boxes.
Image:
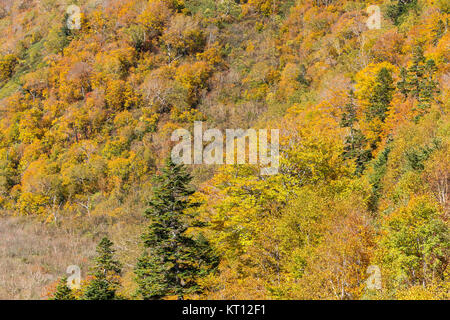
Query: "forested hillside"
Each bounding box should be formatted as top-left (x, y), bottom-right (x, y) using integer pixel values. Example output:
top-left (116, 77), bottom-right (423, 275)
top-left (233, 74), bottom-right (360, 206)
top-left (0, 0), bottom-right (448, 299)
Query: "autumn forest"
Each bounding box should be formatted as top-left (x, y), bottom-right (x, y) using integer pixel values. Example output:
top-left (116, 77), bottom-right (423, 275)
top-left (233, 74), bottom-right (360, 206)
top-left (0, 0), bottom-right (448, 300)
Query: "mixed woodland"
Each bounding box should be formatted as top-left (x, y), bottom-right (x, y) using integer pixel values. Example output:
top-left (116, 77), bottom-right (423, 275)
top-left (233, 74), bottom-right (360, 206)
top-left (0, 0), bottom-right (448, 299)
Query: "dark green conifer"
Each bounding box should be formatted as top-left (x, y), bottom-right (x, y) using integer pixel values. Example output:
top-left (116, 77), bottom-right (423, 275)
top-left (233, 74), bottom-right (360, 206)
top-left (52, 277), bottom-right (75, 300)
top-left (397, 67), bottom-right (409, 99)
top-left (407, 45), bottom-right (426, 99)
top-left (367, 67), bottom-right (394, 123)
top-left (340, 90), bottom-right (372, 175)
top-left (432, 19), bottom-right (446, 46)
top-left (84, 237), bottom-right (122, 300)
top-left (395, 45), bottom-right (441, 118)
top-left (135, 158), bottom-right (218, 300)
top-left (404, 46), bottom-right (440, 115)
top-left (418, 59), bottom-right (439, 111)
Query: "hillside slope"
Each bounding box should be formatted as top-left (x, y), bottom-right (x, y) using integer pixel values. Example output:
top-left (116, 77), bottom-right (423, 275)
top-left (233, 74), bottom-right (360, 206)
top-left (0, 0), bottom-right (448, 299)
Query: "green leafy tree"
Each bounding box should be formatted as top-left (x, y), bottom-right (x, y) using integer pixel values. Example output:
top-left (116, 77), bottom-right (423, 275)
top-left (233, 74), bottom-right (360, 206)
top-left (44, 16), bottom-right (72, 54)
top-left (377, 197), bottom-right (449, 288)
top-left (84, 237), bottom-right (122, 300)
top-left (135, 158), bottom-right (218, 300)
top-left (0, 54), bottom-right (18, 82)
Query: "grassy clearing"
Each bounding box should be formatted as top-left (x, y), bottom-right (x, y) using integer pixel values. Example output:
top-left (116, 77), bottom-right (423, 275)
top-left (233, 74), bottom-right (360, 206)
top-left (0, 215), bottom-right (96, 299)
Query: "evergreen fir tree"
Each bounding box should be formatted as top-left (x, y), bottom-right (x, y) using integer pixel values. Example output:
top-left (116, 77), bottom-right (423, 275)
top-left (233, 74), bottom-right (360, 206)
top-left (418, 59), bottom-right (439, 111)
top-left (405, 46), bottom-right (440, 116)
top-left (343, 131), bottom-right (372, 176)
top-left (407, 45), bottom-right (426, 99)
top-left (386, 0), bottom-right (417, 25)
top-left (340, 90), bottom-right (357, 129)
top-left (367, 67), bottom-right (394, 122)
top-left (296, 64), bottom-right (310, 86)
top-left (368, 144), bottom-right (392, 213)
top-left (432, 19), bottom-right (446, 46)
top-left (84, 237), bottom-right (122, 300)
top-left (397, 67), bottom-right (409, 99)
top-left (135, 157), bottom-right (218, 300)
top-left (340, 90), bottom-right (372, 175)
top-left (51, 277), bottom-right (75, 300)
